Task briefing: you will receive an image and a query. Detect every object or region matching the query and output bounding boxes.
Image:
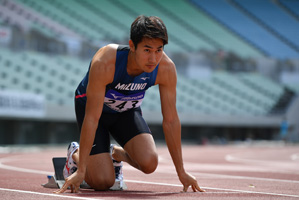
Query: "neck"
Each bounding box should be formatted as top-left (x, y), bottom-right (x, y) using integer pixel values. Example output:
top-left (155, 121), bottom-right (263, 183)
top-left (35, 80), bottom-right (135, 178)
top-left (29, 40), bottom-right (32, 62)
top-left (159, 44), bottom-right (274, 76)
top-left (127, 50), bottom-right (143, 77)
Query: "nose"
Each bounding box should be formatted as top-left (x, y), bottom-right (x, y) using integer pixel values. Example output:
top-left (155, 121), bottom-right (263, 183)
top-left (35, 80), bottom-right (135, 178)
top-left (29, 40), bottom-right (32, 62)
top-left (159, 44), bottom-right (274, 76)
top-left (149, 52), bottom-right (156, 63)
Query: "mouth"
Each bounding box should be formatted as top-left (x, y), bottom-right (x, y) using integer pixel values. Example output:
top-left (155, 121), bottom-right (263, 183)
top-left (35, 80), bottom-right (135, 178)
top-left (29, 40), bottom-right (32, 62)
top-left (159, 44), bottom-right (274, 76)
top-left (146, 64), bottom-right (156, 69)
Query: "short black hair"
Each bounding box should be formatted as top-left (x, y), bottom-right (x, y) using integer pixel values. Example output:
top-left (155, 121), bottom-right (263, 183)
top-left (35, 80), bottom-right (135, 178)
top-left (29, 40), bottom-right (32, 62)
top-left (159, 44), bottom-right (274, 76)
top-left (130, 15), bottom-right (168, 48)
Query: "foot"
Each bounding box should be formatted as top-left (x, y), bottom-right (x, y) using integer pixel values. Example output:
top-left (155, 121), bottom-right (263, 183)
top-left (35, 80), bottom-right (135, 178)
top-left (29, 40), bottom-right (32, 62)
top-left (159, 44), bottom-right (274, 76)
top-left (63, 142), bottom-right (79, 179)
top-left (110, 144), bottom-right (125, 190)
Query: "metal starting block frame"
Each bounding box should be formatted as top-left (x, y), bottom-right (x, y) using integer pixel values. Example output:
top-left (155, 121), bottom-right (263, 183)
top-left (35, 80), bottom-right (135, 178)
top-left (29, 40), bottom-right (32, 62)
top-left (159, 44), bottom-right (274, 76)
top-left (42, 157), bottom-right (127, 190)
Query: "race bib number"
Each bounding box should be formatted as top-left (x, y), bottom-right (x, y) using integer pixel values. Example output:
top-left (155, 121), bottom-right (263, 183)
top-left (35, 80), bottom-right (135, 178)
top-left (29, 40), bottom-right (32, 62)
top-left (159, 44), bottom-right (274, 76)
top-left (104, 89), bottom-right (144, 112)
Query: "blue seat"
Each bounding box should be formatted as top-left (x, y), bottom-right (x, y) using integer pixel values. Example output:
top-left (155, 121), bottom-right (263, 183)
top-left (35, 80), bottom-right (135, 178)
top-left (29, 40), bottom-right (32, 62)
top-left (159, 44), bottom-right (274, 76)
top-left (280, 0), bottom-right (299, 18)
top-left (235, 0), bottom-right (299, 49)
top-left (190, 0), bottom-right (299, 59)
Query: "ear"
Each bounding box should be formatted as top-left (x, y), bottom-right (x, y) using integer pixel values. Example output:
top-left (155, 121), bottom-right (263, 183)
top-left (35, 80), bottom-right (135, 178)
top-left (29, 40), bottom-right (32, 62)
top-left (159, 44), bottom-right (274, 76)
top-left (129, 40), bottom-right (135, 52)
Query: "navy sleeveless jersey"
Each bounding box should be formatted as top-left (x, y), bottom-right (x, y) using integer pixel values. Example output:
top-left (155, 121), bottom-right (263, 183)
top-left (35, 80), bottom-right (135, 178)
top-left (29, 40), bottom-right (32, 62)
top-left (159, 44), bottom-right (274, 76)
top-left (75, 45), bottom-right (159, 113)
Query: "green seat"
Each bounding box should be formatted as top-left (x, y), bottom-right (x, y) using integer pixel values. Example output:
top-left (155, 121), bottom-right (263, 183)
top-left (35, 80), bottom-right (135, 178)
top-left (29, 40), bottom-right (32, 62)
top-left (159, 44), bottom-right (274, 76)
top-left (151, 0), bottom-right (262, 58)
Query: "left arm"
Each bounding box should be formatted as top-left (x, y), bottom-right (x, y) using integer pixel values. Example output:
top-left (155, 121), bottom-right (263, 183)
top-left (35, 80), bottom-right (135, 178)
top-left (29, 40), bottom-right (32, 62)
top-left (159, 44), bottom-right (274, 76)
top-left (157, 55), bottom-right (205, 192)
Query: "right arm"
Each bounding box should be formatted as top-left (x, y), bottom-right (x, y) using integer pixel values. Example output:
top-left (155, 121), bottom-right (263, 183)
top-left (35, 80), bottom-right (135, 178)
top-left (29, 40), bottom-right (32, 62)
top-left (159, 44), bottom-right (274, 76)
top-left (77, 45), bottom-right (116, 177)
top-left (55, 44), bottom-right (117, 193)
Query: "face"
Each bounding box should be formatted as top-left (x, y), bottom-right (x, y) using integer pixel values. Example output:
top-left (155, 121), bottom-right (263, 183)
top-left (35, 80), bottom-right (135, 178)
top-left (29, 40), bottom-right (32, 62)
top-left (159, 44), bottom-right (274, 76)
top-left (129, 37), bottom-right (164, 73)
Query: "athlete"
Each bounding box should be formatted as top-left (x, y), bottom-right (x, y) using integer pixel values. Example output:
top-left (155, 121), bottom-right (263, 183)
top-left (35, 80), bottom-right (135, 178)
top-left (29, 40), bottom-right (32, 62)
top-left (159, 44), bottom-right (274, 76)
top-left (55, 15), bottom-right (205, 193)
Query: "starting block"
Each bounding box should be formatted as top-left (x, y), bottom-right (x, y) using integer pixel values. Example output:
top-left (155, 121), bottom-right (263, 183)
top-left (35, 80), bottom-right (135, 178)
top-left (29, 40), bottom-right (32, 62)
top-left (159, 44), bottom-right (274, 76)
top-left (42, 157), bottom-right (127, 190)
top-left (41, 157), bottom-right (67, 189)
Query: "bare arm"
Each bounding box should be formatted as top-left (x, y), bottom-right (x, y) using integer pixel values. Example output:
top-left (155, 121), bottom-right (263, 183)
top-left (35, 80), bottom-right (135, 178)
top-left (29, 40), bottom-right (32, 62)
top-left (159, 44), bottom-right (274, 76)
top-left (55, 44), bottom-right (116, 193)
top-left (158, 60), bottom-right (184, 175)
top-left (157, 54), bottom-right (205, 192)
top-left (77, 46), bottom-right (115, 176)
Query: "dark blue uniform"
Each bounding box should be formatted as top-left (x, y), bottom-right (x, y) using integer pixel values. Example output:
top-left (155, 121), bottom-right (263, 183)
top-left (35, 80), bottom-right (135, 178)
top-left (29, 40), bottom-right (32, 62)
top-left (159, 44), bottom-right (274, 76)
top-left (75, 45), bottom-right (159, 154)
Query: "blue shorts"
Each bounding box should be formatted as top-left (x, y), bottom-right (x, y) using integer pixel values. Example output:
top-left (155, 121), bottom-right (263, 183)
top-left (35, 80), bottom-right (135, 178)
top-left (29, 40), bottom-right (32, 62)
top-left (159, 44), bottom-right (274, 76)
top-left (75, 99), bottom-right (152, 155)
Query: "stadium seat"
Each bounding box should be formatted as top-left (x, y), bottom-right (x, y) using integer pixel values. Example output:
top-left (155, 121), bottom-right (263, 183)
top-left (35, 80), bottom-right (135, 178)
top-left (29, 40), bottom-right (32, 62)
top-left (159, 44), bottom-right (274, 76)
top-left (151, 0), bottom-right (262, 58)
top-left (234, 0), bottom-right (299, 50)
top-left (189, 0), bottom-right (299, 59)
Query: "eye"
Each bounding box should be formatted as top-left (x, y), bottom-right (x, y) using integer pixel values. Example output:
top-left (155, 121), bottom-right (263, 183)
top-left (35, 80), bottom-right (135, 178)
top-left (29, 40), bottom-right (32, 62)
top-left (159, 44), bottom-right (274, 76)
top-left (155, 49), bottom-right (163, 54)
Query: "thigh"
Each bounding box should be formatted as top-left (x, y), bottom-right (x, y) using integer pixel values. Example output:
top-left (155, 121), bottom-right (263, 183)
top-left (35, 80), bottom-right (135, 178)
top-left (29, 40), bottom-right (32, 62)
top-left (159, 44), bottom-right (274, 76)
top-left (76, 100), bottom-right (117, 155)
top-left (75, 99), bottom-right (85, 130)
top-left (90, 119), bottom-right (111, 155)
top-left (110, 108), bottom-right (158, 172)
top-left (124, 133), bottom-right (157, 162)
top-left (110, 107), bottom-right (152, 148)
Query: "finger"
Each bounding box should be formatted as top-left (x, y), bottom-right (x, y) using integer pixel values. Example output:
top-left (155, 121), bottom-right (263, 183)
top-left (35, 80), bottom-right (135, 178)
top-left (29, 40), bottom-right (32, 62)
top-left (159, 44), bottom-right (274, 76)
top-left (182, 185), bottom-right (189, 192)
top-left (74, 185), bottom-right (80, 193)
top-left (54, 182), bottom-right (69, 194)
top-left (195, 184), bottom-right (206, 192)
top-left (192, 181), bottom-right (205, 192)
top-left (192, 185), bottom-right (196, 192)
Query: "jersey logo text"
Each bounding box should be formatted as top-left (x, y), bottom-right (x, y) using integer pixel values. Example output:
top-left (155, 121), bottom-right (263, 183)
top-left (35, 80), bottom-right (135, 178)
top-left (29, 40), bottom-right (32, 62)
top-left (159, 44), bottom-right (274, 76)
top-left (115, 83), bottom-right (147, 91)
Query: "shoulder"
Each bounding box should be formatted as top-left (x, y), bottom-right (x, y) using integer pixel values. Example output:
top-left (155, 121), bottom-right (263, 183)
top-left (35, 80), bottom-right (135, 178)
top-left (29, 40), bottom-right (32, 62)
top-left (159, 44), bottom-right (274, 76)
top-left (159, 52), bottom-right (175, 70)
top-left (156, 52), bottom-right (176, 85)
top-left (89, 44), bottom-right (118, 84)
top-left (91, 44), bottom-right (118, 66)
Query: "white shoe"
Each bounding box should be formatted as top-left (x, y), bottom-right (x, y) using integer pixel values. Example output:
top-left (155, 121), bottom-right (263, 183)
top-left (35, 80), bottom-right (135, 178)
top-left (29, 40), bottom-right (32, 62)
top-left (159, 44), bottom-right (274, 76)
top-left (110, 144), bottom-right (126, 190)
top-left (113, 160), bottom-right (123, 183)
top-left (63, 142), bottom-right (79, 179)
top-left (62, 142), bottom-right (92, 189)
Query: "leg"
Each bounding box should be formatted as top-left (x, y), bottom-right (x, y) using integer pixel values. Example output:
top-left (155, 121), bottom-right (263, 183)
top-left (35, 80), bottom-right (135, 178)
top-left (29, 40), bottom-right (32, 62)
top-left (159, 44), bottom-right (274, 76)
top-left (110, 107), bottom-right (158, 174)
top-left (85, 153), bottom-right (115, 190)
top-left (72, 149), bottom-right (115, 190)
top-left (73, 101), bottom-right (119, 190)
top-left (112, 133), bottom-right (158, 174)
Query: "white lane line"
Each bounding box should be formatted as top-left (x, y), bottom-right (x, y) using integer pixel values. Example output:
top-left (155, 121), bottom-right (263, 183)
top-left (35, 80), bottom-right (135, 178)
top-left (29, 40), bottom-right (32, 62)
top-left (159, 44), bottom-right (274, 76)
top-left (225, 154), bottom-right (299, 174)
top-left (291, 153), bottom-right (299, 161)
top-left (225, 154), bottom-right (283, 165)
top-left (191, 171), bottom-right (299, 184)
top-left (126, 180), bottom-right (299, 198)
top-left (0, 188), bottom-right (102, 200)
top-left (155, 165), bottom-right (299, 184)
top-left (1, 156), bottom-right (299, 198)
top-left (157, 156), bottom-right (299, 184)
top-left (0, 161), bottom-right (51, 175)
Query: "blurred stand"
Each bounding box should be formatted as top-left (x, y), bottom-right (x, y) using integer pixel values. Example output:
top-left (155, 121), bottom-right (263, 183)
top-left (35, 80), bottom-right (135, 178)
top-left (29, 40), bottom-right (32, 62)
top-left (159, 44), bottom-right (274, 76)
top-left (0, 0), bottom-right (298, 145)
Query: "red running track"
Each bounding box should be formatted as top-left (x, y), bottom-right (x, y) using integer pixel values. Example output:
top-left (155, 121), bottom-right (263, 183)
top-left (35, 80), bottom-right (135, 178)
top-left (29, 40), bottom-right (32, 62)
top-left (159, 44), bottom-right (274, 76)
top-left (0, 143), bottom-right (299, 200)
